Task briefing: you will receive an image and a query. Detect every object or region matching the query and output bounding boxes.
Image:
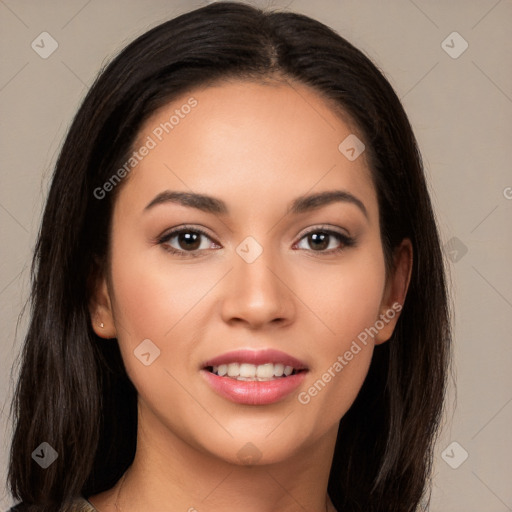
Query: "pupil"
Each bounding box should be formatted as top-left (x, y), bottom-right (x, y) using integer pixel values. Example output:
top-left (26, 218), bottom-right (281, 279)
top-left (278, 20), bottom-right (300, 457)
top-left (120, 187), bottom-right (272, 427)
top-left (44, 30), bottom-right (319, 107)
top-left (179, 232), bottom-right (200, 250)
top-left (309, 232), bottom-right (329, 251)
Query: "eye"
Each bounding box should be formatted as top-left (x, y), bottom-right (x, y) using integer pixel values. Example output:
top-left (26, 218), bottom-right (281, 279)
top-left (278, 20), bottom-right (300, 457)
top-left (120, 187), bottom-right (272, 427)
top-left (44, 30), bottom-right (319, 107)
top-left (156, 225), bottom-right (355, 257)
top-left (157, 226), bottom-right (220, 257)
top-left (294, 227), bottom-right (355, 254)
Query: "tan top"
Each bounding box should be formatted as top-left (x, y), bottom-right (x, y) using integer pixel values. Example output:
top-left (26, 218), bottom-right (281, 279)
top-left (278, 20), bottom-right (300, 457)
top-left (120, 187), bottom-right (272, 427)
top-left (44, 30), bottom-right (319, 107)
top-left (71, 497), bottom-right (98, 511)
top-left (9, 497), bottom-right (97, 512)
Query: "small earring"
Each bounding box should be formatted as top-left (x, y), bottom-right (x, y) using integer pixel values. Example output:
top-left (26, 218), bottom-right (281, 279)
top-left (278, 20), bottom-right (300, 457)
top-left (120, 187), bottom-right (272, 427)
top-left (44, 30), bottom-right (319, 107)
top-left (99, 322), bottom-right (104, 328)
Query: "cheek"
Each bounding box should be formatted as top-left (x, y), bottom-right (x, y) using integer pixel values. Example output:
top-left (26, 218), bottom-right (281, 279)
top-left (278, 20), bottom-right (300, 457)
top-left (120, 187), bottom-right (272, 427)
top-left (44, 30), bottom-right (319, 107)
top-left (107, 250), bottom-right (211, 436)
top-left (109, 243), bottom-right (221, 340)
top-left (301, 246), bottom-right (387, 348)
top-left (294, 247), bottom-right (386, 421)
top-left (107, 244), bottom-right (225, 396)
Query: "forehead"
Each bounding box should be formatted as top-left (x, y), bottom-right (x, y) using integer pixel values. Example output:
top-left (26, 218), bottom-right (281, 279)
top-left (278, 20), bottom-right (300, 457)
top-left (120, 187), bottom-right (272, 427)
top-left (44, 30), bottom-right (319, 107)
top-left (117, 79), bottom-right (377, 220)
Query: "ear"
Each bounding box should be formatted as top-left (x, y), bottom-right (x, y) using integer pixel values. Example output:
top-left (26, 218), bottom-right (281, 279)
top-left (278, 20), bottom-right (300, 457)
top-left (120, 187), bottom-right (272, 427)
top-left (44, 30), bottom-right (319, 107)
top-left (374, 238), bottom-right (413, 345)
top-left (88, 265), bottom-right (117, 339)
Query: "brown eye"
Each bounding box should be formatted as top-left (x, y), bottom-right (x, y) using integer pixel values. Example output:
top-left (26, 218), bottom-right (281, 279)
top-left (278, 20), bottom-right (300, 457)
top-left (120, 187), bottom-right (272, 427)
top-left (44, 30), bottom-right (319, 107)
top-left (158, 227), bottom-right (219, 256)
top-left (307, 232), bottom-right (330, 251)
top-left (295, 228), bottom-right (356, 254)
top-left (175, 231), bottom-right (201, 251)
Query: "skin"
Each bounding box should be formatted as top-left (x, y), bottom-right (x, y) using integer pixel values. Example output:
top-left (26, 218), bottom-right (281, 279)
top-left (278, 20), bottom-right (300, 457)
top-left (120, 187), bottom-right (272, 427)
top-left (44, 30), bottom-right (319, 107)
top-left (88, 79), bottom-right (412, 512)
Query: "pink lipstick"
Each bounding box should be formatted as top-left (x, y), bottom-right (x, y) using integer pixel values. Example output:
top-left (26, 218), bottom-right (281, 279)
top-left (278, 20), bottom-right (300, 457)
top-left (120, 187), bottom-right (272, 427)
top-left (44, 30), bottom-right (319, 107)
top-left (200, 349), bottom-right (308, 405)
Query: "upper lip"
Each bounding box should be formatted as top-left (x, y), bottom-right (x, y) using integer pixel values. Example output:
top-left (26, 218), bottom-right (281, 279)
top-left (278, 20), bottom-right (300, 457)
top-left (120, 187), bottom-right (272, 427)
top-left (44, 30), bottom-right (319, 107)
top-left (202, 349), bottom-right (308, 370)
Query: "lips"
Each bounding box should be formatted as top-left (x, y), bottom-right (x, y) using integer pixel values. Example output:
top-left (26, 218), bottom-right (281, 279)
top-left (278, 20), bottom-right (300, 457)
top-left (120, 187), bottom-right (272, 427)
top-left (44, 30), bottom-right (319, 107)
top-left (200, 349), bottom-right (309, 405)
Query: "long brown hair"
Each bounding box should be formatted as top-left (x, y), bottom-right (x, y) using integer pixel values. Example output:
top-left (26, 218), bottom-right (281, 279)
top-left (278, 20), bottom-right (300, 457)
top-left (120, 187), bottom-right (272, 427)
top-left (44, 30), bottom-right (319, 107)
top-left (8, 3), bottom-right (451, 511)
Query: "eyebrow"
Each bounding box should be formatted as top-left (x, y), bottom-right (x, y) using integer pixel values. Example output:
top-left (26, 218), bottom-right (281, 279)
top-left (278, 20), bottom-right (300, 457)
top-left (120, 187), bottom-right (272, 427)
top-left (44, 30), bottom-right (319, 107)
top-left (144, 189), bottom-right (368, 218)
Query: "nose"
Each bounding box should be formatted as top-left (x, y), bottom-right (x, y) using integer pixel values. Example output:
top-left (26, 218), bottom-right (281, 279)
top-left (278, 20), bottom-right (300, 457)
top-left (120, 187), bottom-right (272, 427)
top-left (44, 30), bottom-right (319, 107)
top-left (220, 247), bottom-right (295, 330)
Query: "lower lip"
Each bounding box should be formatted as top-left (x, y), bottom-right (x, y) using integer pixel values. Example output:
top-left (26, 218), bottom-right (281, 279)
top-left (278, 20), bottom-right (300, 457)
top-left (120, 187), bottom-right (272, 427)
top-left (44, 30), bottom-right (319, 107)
top-left (201, 369), bottom-right (308, 405)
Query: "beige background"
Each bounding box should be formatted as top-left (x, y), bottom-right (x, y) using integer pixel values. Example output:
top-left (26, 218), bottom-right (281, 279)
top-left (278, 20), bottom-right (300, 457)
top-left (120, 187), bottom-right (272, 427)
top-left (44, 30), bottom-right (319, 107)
top-left (1, 0), bottom-right (511, 510)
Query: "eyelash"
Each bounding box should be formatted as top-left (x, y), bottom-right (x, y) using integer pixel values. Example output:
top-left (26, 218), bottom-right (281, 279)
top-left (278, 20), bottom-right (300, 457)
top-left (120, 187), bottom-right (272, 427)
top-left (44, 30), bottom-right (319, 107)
top-left (156, 225), bottom-right (356, 258)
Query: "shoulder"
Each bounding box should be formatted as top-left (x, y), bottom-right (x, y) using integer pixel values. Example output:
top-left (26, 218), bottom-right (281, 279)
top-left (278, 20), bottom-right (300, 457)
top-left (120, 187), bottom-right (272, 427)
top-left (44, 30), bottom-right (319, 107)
top-left (8, 497), bottom-right (98, 512)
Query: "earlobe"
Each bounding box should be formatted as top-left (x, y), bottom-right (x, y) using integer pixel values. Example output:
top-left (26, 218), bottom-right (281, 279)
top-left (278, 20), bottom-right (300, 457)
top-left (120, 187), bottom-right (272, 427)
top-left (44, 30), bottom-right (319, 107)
top-left (374, 238), bottom-right (413, 345)
top-left (88, 270), bottom-right (117, 339)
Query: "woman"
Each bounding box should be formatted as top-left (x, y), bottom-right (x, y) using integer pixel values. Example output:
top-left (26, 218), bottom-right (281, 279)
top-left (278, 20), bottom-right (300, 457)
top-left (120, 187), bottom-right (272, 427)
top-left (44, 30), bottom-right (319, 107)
top-left (8, 2), bottom-right (451, 511)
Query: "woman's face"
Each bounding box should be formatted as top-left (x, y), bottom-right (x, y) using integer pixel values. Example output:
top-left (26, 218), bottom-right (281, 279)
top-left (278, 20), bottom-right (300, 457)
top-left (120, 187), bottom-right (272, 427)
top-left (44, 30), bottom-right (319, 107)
top-left (92, 79), bottom-right (409, 465)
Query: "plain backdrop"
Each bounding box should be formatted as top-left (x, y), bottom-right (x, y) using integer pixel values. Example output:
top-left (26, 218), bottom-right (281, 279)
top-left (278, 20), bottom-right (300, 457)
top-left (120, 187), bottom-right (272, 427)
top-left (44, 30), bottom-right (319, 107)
top-left (1, 1), bottom-right (511, 511)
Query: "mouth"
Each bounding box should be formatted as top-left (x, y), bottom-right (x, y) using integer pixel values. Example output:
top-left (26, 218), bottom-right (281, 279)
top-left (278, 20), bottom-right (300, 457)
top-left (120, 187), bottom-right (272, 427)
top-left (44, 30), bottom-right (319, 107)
top-left (200, 349), bottom-right (309, 405)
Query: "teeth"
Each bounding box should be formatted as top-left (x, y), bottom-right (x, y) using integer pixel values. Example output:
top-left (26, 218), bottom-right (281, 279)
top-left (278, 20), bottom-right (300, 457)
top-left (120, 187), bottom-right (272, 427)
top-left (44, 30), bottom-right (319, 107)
top-left (227, 363), bottom-right (239, 377)
top-left (273, 363), bottom-right (284, 377)
top-left (210, 363), bottom-right (298, 380)
top-left (240, 363), bottom-right (256, 378)
top-left (256, 363), bottom-right (274, 378)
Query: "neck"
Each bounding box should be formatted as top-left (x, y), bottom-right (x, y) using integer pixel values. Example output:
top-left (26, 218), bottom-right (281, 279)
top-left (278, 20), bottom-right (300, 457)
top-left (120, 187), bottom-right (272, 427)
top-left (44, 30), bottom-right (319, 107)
top-left (109, 399), bottom-right (339, 512)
